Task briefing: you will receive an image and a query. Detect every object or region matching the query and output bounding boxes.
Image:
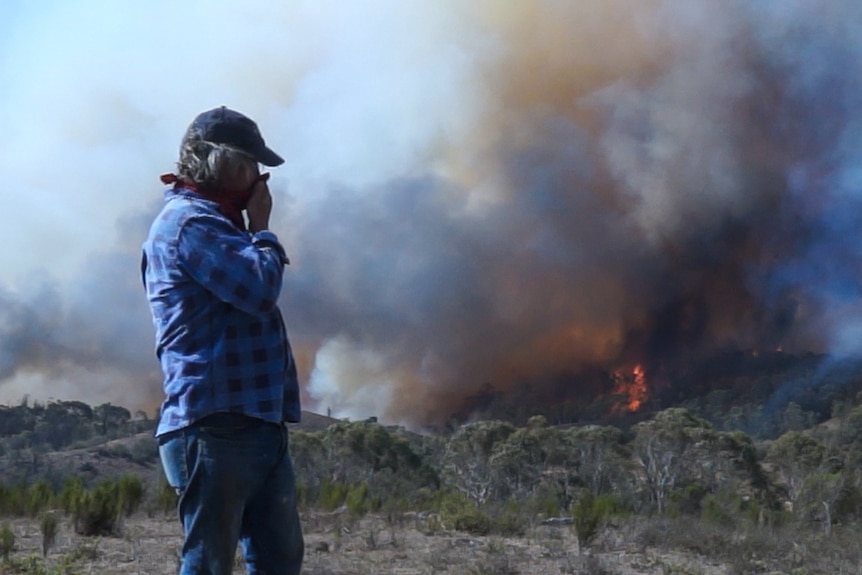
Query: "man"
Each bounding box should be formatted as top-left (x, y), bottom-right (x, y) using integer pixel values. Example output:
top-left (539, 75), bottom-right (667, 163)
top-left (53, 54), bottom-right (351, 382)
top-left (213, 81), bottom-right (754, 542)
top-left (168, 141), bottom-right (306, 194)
top-left (141, 106), bottom-right (304, 575)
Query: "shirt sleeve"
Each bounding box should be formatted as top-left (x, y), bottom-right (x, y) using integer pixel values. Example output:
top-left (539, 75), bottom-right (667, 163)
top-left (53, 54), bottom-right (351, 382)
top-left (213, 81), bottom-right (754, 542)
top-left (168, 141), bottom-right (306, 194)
top-left (252, 230), bottom-right (290, 266)
top-left (176, 213), bottom-right (287, 315)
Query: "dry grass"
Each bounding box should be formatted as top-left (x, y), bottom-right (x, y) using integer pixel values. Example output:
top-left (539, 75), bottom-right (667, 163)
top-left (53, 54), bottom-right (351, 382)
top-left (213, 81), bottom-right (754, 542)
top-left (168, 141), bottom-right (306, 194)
top-left (2, 510), bottom-right (861, 574)
top-left (0, 511), bottom-right (722, 575)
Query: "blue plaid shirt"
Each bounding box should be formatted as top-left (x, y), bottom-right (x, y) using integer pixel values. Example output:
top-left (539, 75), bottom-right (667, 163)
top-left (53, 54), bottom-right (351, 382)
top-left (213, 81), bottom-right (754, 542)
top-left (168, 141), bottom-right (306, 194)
top-left (142, 187), bottom-right (301, 437)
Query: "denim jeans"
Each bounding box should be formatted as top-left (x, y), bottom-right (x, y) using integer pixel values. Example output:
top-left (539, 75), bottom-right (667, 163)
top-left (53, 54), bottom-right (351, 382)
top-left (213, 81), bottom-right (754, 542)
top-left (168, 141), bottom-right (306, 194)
top-left (159, 414), bottom-right (304, 575)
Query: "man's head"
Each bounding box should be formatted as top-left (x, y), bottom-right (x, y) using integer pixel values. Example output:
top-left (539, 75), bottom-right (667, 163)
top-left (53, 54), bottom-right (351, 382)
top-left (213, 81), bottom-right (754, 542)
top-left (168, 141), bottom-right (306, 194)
top-left (184, 107), bottom-right (283, 167)
top-left (176, 106), bottom-right (283, 193)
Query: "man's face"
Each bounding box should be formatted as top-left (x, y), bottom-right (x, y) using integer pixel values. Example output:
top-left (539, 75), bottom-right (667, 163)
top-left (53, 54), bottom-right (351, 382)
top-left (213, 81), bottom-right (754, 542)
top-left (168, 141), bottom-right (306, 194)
top-left (221, 155), bottom-right (260, 196)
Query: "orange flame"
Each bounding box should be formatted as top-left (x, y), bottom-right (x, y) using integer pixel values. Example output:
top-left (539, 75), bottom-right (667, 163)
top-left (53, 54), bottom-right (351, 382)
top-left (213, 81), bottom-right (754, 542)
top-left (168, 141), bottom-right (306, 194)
top-left (612, 364), bottom-right (648, 412)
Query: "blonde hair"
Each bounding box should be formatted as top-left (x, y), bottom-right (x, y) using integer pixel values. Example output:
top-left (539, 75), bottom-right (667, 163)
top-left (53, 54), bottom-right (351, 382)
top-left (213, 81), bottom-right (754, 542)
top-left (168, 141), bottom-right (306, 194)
top-left (176, 140), bottom-right (257, 188)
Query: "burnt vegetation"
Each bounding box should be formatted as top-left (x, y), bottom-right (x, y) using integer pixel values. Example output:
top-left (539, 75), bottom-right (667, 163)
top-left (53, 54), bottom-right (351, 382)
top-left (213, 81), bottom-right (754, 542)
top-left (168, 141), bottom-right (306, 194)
top-left (1, 352), bottom-right (862, 572)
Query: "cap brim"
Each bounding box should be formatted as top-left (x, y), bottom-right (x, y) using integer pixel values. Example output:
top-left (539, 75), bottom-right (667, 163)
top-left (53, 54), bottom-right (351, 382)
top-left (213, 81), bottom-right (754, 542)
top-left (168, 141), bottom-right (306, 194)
top-left (256, 146), bottom-right (284, 167)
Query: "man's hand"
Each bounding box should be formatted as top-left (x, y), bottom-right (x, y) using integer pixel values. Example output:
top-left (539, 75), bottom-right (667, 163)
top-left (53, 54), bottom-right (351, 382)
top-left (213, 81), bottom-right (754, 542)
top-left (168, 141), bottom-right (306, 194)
top-left (246, 178), bottom-right (273, 233)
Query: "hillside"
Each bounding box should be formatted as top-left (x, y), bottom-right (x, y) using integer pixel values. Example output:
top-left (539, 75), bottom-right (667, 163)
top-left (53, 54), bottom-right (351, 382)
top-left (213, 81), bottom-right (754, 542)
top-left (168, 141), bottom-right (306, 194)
top-left (1, 402), bottom-right (862, 572)
top-left (0, 408), bottom-right (341, 488)
top-left (2, 387), bottom-right (862, 572)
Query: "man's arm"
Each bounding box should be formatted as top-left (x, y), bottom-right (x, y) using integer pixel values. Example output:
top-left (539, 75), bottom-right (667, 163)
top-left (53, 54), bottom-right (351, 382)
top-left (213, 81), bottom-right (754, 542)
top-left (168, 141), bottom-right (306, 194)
top-left (177, 214), bottom-right (286, 315)
top-left (246, 179), bottom-right (272, 233)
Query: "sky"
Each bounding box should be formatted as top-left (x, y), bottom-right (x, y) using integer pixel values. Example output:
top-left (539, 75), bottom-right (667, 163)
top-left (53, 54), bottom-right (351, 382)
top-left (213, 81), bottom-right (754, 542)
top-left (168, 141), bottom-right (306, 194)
top-left (2, 0), bottom-right (862, 426)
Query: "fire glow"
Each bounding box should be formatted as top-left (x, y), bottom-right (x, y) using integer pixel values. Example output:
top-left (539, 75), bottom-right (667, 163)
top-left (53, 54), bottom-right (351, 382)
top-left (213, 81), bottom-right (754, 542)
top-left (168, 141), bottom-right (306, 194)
top-left (613, 365), bottom-right (648, 413)
top-left (0, 1), bottom-right (859, 426)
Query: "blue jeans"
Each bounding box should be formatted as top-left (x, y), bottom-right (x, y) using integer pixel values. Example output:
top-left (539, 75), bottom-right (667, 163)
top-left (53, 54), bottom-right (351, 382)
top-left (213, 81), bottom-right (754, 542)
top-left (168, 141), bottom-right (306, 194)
top-left (159, 414), bottom-right (304, 575)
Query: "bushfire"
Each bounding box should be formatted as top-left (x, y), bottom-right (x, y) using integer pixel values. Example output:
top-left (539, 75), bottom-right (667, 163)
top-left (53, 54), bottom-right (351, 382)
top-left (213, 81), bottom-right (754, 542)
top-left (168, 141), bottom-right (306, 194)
top-left (613, 364), bottom-right (648, 413)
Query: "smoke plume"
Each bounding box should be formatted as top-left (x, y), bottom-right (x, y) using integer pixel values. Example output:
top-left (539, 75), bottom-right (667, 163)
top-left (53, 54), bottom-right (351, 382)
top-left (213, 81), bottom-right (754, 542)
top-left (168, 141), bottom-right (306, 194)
top-left (1, 1), bottom-right (862, 425)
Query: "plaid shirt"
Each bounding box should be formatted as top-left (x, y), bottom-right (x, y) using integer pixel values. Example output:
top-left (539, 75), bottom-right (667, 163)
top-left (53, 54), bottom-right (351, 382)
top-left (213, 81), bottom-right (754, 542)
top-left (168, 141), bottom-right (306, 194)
top-left (142, 188), bottom-right (301, 437)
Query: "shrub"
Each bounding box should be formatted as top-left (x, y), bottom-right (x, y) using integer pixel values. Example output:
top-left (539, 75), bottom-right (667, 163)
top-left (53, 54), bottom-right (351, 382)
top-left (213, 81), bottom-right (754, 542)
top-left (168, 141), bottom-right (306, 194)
top-left (73, 485), bottom-right (121, 536)
top-left (26, 481), bottom-right (54, 517)
top-left (318, 481), bottom-right (349, 511)
top-left (486, 499), bottom-right (528, 536)
top-left (115, 475), bottom-right (145, 517)
top-left (665, 482), bottom-right (707, 517)
top-left (0, 523), bottom-right (14, 561)
top-left (154, 478), bottom-right (178, 516)
top-left (345, 483), bottom-right (380, 516)
top-left (453, 509), bottom-right (491, 535)
top-left (641, 516), bottom-right (732, 557)
top-left (66, 540), bottom-right (100, 562)
top-left (701, 490), bottom-right (743, 527)
top-left (523, 487), bottom-right (562, 519)
top-left (57, 477), bottom-right (85, 514)
top-left (571, 492), bottom-right (621, 549)
top-left (72, 475), bottom-right (145, 536)
top-left (0, 484), bottom-right (28, 516)
top-left (437, 491), bottom-right (491, 535)
top-left (294, 481), bottom-right (308, 510)
top-left (39, 512), bottom-right (58, 557)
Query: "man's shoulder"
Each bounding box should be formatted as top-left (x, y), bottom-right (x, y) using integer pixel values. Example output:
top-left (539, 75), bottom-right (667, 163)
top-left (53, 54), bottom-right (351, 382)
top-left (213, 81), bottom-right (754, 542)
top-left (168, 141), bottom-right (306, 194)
top-left (152, 193), bottom-right (219, 232)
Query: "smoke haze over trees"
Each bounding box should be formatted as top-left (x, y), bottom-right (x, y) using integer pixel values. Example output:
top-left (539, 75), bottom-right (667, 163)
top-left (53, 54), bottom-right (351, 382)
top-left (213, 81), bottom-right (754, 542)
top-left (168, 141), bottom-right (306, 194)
top-left (2, 1), bottom-right (862, 425)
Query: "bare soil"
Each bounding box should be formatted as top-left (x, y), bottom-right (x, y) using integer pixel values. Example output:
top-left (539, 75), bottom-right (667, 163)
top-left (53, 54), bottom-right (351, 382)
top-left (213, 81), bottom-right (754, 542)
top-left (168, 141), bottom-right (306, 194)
top-left (3, 512), bottom-right (740, 575)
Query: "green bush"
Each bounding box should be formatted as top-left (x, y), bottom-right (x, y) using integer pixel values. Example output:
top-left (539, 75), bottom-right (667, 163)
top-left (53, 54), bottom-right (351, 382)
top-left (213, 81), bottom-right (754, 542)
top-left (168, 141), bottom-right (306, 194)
top-left (0, 484), bottom-right (28, 516)
top-left (436, 491), bottom-right (491, 535)
top-left (571, 492), bottom-right (622, 549)
top-left (73, 485), bottom-right (121, 536)
top-left (524, 486), bottom-right (563, 519)
top-left (0, 522), bottom-right (15, 561)
top-left (26, 481), bottom-right (54, 518)
top-left (833, 484), bottom-right (862, 522)
top-left (666, 483), bottom-right (707, 517)
top-left (57, 477), bottom-right (84, 515)
top-left (453, 509), bottom-right (491, 535)
top-left (700, 488), bottom-right (748, 527)
top-left (153, 478), bottom-right (178, 516)
top-left (115, 475), bottom-right (145, 517)
top-left (39, 512), bottom-right (58, 557)
top-left (344, 483), bottom-right (380, 516)
top-left (310, 481), bottom-right (383, 516)
top-left (318, 481), bottom-right (349, 511)
top-left (71, 475), bottom-right (145, 536)
top-left (294, 481), bottom-right (308, 510)
top-left (486, 499), bottom-right (528, 536)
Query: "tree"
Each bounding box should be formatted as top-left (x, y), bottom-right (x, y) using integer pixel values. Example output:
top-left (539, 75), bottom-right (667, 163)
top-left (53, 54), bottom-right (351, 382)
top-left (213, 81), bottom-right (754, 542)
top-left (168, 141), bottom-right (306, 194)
top-left (632, 408), bottom-right (725, 514)
top-left (561, 425), bottom-right (633, 498)
top-left (291, 422), bottom-right (434, 511)
top-left (93, 403), bottom-right (131, 437)
top-left (442, 420), bottom-right (514, 505)
top-left (0, 405), bottom-right (37, 437)
top-left (488, 421), bottom-right (558, 502)
top-left (798, 472), bottom-right (846, 532)
top-left (319, 421), bottom-right (423, 484)
top-left (38, 401), bottom-right (94, 449)
top-left (766, 430), bottom-right (838, 523)
top-left (766, 431), bottom-right (827, 504)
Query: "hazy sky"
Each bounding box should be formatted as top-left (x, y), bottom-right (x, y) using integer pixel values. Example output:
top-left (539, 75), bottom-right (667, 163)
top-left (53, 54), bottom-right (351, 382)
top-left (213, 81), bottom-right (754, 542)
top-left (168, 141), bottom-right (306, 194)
top-left (2, 0), bottom-right (862, 426)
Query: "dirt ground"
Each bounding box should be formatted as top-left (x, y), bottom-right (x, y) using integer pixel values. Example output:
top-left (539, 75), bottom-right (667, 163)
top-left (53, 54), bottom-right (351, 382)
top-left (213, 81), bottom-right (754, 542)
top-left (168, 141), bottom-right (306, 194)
top-left (2, 511), bottom-right (738, 575)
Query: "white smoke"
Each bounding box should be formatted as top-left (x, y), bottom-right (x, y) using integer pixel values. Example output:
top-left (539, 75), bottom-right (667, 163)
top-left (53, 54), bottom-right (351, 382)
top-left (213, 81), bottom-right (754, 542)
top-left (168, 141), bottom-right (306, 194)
top-left (1, 0), bottom-right (861, 424)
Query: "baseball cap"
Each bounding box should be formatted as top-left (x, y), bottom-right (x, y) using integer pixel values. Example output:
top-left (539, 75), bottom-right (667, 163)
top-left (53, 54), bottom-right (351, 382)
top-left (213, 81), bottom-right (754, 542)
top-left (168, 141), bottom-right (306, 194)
top-left (183, 106), bottom-right (284, 167)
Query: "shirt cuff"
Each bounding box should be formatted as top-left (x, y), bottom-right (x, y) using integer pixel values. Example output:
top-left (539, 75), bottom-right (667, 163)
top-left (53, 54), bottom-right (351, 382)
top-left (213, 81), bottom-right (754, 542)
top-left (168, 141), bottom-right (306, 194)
top-left (252, 230), bottom-right (290, 265)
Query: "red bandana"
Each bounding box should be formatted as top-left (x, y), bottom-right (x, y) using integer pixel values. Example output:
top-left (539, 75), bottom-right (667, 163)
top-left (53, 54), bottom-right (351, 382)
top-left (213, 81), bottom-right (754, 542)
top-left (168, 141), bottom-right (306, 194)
top-left (159, 173), bottom-right (269, 231)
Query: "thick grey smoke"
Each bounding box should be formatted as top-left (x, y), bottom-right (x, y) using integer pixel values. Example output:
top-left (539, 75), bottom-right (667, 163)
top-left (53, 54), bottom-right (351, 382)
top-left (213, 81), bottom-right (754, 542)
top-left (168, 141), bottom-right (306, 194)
top-left (1, 1), bottom-right (861, 425)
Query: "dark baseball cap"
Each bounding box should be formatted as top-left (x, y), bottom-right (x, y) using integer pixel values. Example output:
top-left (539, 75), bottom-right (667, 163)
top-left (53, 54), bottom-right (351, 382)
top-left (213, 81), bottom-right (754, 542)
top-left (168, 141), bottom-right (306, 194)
top-left (183, 106), bottom-right (284, 166)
